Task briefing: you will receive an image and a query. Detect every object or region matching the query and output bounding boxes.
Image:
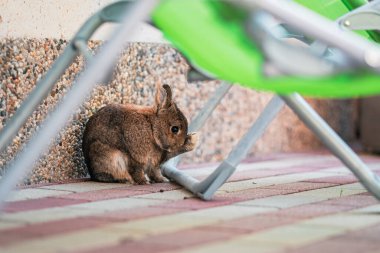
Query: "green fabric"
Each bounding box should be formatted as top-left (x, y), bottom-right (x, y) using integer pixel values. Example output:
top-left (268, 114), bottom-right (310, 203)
top-left (152, 0), bottom-right (380, 98)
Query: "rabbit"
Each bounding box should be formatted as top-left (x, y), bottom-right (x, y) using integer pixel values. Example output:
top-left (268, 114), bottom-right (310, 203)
top-left (82, 84), bottom-right (198, 185)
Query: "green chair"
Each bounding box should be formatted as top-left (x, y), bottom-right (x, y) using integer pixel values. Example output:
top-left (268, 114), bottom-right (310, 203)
top-left (153, 0), bottom-right (380, 199)
top-left (1, 0), bottom-right (380, 208)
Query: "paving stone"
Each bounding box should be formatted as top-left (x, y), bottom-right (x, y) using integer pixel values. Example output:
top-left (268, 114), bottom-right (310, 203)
top-left (265, 203), bottom-right (354, 219)
top-left (39, 182), bottom-right (127, 193)
top-left (56, 188), bottom-right (149, 201)
top-left (6, 188), bottom-right (72, 202)
top-left (133, 189), bottom-right (193, 200)
top-left (0, 220), bottom-right (27, 230)
top-left (285, 235), bottom-right (380, 253)
top-left (220, 171), bottom-right (334, 193)
top-left (142, 226), bottom-right (238, 248)
top-left (121, 182), bottom-right (182, 193)
top-left (176, 239), bottom-right (284, 253)
top-left (337, 222), bottom-right (380, 242)
top-left (0, 217), bottom-right (109, 246)
top-left (0, 227), bottom-right (141, 253)
top-left (3, 197), bottom-right (88, 213)
top-left (154, 197), bottom-right (234, 210)
top-left (322, 193), bottom-right (378, 207)
top-left (304, 175), bottom-right (358, 185)
top-left (1, 153), bottom-right (379, 253)
top-left (238, 224), bottom-right (344, 247)
top-left (0, 206), bottom-right (100, 224)
top-left (235, 184), bottom-right (366, 209)
top-left (66, 197), bottom-right (168, 212)
top-left (217, 188), bottom-right (296, 201)
top-left (90, 206), bottom-right (182, 222)
top-left (210, 214), bottom-right (297, 233)
top-left (264, 182), bottom-right (337, 192)
top-left (178, 205), bottom-right (277, 221)
top-left (299, 212), bottom-right (380, 230)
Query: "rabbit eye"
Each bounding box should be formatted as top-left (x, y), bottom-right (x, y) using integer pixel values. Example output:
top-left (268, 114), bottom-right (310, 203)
top-left (171, 126), bottom-right (179, 134)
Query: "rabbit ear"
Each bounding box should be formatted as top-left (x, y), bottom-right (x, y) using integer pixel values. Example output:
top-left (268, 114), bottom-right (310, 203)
top-left (155, 83), bottom-right (172, 109)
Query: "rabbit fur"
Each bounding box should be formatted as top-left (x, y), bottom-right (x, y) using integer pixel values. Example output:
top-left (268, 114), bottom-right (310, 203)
top-left (82, 84), bottom-right (198, 185)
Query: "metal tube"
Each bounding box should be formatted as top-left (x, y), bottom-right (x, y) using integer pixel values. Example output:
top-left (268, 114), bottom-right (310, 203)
top-left (165, 81), bottom-right (231, 168)
top-left (162, 95), bottom-right (285, 200)
top-left (281, 93), bottom-right (380, 200)
top-left (188, 81), bottom-right (232, 133)
top-left (73, 40), bottom-right (93, 61)
top-left (233, 0), bottom-right (380, 70)
top-left (226, 95), bottom-right (284, 166)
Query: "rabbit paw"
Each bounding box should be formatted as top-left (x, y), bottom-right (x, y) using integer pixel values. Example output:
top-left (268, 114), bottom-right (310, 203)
top-left (150, 175), bottom-right (169, 183)
top-left (185, 132), bottom-right (199, 151)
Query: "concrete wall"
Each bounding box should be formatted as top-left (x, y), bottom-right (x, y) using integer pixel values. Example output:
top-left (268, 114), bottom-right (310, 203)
top-left (0, 0), bottom-right (166, 42)
top-left (0, 1), bottom-right (359, 185)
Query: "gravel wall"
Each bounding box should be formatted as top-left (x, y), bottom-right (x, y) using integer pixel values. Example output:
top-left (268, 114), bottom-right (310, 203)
top-left (0, 38), bottom-right (357, 185)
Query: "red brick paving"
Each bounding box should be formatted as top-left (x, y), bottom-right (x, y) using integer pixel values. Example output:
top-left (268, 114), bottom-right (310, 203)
top-left (285, 223), bottom-right (380, 253)
top-left (1, 153), bottom-right (380, 253)
top-left (304, 175), bottom-right (358, 185)
top-left (0, 162), bottom-right (354, 214)
top-left (0, 217), bottom-right (110, 246)
top-left (74, 193), bottom-right (380, 253)
top-left (55, 188), bottom-right (151, 201)
top-left (3, 197), bottom-right (89, 213)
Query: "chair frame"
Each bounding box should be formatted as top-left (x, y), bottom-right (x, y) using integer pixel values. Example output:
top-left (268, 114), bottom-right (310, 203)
top-left (0, 0), bottom-right (380, 211)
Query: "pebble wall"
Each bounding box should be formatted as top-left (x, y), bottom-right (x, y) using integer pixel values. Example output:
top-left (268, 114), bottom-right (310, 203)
top-left (0, 38), bottom-right (357, 185)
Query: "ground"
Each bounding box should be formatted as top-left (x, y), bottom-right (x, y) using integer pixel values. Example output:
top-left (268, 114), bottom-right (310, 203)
top-left (0, 152), bottom-right (380, 253)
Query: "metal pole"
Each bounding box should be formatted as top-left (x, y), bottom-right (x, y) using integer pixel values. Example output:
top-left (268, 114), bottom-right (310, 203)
top-left (162, 95), bottom-right (285, 200)
top-left (233, 0), bottom-right (380, 70)
top-left (281, 93), bottom-right (380, 200)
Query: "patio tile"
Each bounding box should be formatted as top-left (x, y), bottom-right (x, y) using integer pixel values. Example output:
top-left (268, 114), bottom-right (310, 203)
top-left (264, 182), bottom-right (337, 192)
top-left (0, 216), bottom-right (109, 246)
top-left (154, 196), bottom-right (234, 210)
top-left (133, 189), bottom-right (193, 200)
top-left (322, 193), bottom-right (378, 207)
top-left (265, 203), bottom-right (354, 219)
top-left (238, 224), bottom-right (344, 247)
top-left (39, 182), bottom-right (127, 193)
top-left (285, 234), bottom-right (380, 253)
top-left (338, 222), bottom-right (380, 242)
top-left (210, 214), bottom-right (297, 233)
top-left (299, 213), bottom-right (380, 230)
top-left (350, 204), bottom-right (380, 214)
top-left (304, 175), bottom-right (358, 185)
top-left (217, 188), bottom-right (296, 201)
top-left (90, 206), bottom-right (182, 222)
top-left (1, 153), bottom-right (379, 253)
top-left (6, 188), bottom-right (73, 202)
top-left (235, 183), bottom-right (366, 209)
top-left (3, 197), bottom-right (88, 213)
top-left (142, 226), bottom-right (238, 248)
top-left (176, 239), bottom-right (284, 253)
top-left (56, 188), bottom-right (149, 201)
top-left (66, 197), bottom-right (167, 212)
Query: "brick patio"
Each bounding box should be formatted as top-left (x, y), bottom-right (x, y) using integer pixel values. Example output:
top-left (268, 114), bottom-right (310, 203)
top-left (1, 152), bottom-right (380, 253)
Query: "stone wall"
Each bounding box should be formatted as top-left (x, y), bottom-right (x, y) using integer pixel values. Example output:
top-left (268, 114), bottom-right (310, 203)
top-left (0, 38), bottom-right (357, 185)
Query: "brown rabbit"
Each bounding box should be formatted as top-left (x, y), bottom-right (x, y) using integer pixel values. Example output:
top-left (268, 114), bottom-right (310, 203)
top-left (82, 84), bottom-right (198, 185)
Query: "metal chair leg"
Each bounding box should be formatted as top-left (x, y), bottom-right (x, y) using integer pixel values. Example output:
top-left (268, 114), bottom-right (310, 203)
top-left (281, 93), bottom-right (380, 200)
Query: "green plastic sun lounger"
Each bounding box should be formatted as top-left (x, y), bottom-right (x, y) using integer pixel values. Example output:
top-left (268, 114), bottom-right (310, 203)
top-left (1, 0), bottom-right (380, 209)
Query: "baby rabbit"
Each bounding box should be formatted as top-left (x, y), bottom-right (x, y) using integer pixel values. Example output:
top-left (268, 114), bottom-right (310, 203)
top-left (82, 84), bottom-right (198, 185)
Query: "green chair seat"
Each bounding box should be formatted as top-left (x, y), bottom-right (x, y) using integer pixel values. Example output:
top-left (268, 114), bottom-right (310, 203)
top-left (152, 0), bottom-right (380, 98)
